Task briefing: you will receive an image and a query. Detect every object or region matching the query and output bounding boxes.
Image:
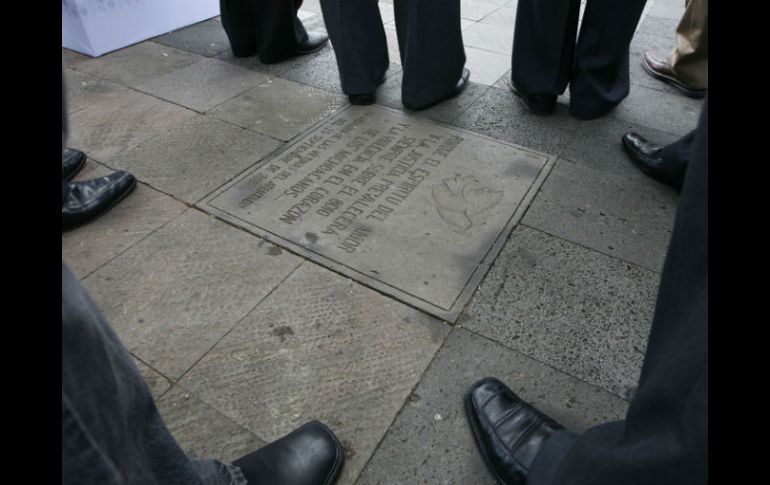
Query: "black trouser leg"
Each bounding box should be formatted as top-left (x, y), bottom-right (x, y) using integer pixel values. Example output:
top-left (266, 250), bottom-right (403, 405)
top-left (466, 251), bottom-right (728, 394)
top-left (320, 0), bottom-right (389, 96)
top-left (568, 0), bottom-right (647, 117)
top-left (220, 0), bottom-right (305, 63)
top-left (528, 97), bottom-right (708, 485)
top-left (393, 0), bottom-right (465, 109)
top-left (511, 0), bottom-right (581, 95)
top-left (660, 129), bottom-right (695, 188)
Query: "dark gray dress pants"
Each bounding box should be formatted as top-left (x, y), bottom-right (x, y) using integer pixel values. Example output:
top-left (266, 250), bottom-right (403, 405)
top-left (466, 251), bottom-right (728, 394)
top-left (220, 0), bottom-right (307, 63)
top-left (528, 97), bottom-right (708, 485)
top-left (320, 0), bottom-right (465, 109)
top-left (511, 0), bottom-right (647, 118)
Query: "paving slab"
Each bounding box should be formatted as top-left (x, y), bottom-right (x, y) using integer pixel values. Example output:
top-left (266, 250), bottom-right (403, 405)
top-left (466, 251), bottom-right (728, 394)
top-left (137, 58), bottom-right (270, 113)
top-left (83, 209), bottom-right (304, 379)
top-left (523, 159), bottom-right (678, 272)
top-left (68, 88), bottom-right (196, 163)
top-left (647, 0), bottom-right (686, 20)
top-left (63, 47), bottom-right (91, 67)
top-left (453, 86), bottom-right (580, 155)
top-left (72, 41), bottom-right (204, 89)
top-left (179, 261), bottom-right (450, 485)
top-left (214, 49), bottom-right (298, 78)
top-left (62, 161), bottom-right (188, 277)
top-left (158, 386), bottom-right (266, 463)
top-left (356, 328), bottom-right (629, 485)
top-left (376, 71), bottom-right (491, 125)
top-left (460, 226), bottom-right (659, 399)
top-left (109, 114), bottom-right (282, 204)
top-left (153, 18), bottom-right (231, 58)
top-left (610, 85), bottom-right (703, 137)
top-left (636, 14), bottom-right (680, 39)
top-left (202, 105), bottom-right (554, 321)
top-left (209, 77), bottom-right (348, 142)
top-left (562, 116), bottom-right (682, 182)
top-left (64, 68), bottom-right (126, 115)
top-left (463, 47), bottom-right (512, 86)
top-left (462, 22), bottom-right (514, 56)
top-left (278, 45), bottom-right (346, 94)
top-left (133, 357), bottom-right (174, 400)
top-left (461, 0), bottom-right (506, 21)
top-left (479, 6), bottom-right (517, 27)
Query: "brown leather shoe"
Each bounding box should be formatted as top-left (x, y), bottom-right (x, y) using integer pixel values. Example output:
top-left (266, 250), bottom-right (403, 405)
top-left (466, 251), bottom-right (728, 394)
top-left (642, 51), bottom-right (706, 99)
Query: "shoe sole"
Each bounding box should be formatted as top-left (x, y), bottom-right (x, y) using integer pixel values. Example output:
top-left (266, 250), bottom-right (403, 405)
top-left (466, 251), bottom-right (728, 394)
top-left (463, 381), bottom-right (515, 485)
top-left (641, 60), bottom-right (706, 99)
top-left (63, 153), bottom-right (87, 182)
top-left (61, 178), bottom-right (137, 232)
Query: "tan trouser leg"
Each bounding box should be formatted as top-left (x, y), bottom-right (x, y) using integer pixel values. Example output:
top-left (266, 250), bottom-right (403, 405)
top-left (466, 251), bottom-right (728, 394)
top-left (668, 0), bottom-right (708, 88)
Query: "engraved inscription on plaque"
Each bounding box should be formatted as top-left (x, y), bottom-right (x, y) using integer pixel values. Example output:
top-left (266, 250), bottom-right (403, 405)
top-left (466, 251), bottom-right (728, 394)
top-left (204, 106), bottom-right (553, 321)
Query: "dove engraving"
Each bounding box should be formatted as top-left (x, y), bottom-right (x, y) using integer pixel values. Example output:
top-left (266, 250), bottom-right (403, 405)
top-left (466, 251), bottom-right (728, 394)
top-left (431, 175), bottom-right (503, 230)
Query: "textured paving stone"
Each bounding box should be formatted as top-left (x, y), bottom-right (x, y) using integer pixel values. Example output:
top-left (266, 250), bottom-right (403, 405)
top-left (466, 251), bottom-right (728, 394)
top-left (523, 159), bottom-right (678, 272)
top-left (610, 85), bottom-right (703, 137)
top-left (377, 71), bottom-right (490, 124)
top-left (357, 328), bottom-right (629, 485)
top-left (214, 49), bottom-right (297, 78)
top-left (134, 357), bottom-right (173, 400)
top-left (153, 18), bottom-right (230, 58)
top-left (637, 14), bottom-right (680, 39)
top-left (62, 161), bottom-right (188, 278)
top-left (562, 116), bottom-right (683, 182)
top-left (137, 58), bottom-right (270, 113)
top-left (209, 77), bottom-right (348, 141)
top-left (180, 262), bottom-right (450, 484)
top-left (461, 0), bottom-right (506, 21)
top-left (463, 47), bottom-right (511, 86)
top-left (158, 386), bottom-right (266, 463)
top-left (480, 6), bottom-right (517, 27)
top-left (68, 88), bottom-right (196, 163)
top-left (63, 47), bottom-right (91, 67)
top-left (109, 115), bottom-right (281, 203)
top-left (279, 45), bottom-right (345, 94)
top-left (461, 226), bottom-right (659, 399)
top-left (462, 21), bottom-right (514, 55)
top-left (647, 0), bottom-right (686, 20)
top-left (454, 86), bottom-right (580, 155)
top-left (64, 68), bottom-right (126, 115)
top-left (204, 105), bottom-right (553, 321)
top-left (73, 41), bottom-right (204, 88)
top-left (83, 209), bottom-right (303, 379)
top-left (492, 69), bottom-right (511, 90)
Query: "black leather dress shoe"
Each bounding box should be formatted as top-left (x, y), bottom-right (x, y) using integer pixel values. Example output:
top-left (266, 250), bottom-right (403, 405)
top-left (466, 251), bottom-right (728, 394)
top-left (404, 67), bottom-right (471, 110)
top-left (233, 421), bottom-right (344, 485)
top-left (62, 148), bottom-right (87, 181)
top-left (465, 378), bottom-right (565, 485)
top-left (297, 32), bottom-right (329, 55)
top-left (622, 133), bottom-right (684, 191)
top-left (642, 51), bottom-right (706, 99)
top-left (510, 83), bottom-right (556, 116)
top-left (62, 171), bottom-right (137, 232)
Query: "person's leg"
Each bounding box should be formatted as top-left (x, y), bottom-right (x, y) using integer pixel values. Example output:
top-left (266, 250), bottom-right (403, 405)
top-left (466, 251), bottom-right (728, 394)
top-left (62, 263), bottom-right (244, 485)
top-left (220, 0), bottom-right (259, 57)
top-left (394, 0), bottom-right (466, 110)
top-left (510, 0), bottom-right (580, 97)
top-left (320, 0), bottom-right (389, 96)
top-left (568, 0), bottom-right (647, 120)
top-left (668, 0), bottom-right (708, 89)
top-left (528, 98), bottom-right (708, 485)
top-left (255, 0), bottom-right (305, 63)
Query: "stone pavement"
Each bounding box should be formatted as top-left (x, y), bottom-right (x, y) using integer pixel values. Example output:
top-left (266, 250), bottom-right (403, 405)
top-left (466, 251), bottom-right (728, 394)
top-left (62, 0), bottom-right (703, 483)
